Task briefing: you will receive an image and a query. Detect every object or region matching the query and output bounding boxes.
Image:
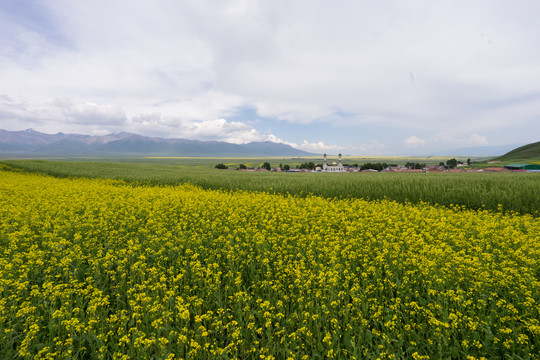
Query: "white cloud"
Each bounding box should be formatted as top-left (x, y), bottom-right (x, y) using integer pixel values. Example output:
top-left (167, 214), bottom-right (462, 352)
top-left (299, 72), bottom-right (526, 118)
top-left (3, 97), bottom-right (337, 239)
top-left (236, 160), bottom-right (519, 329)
top-left (405, 135), bottom-right (426, 148)
top-left (128, 114), bottom-right (293, 145)
top-left (0, 93), bottom-right (293, 145)
top-left (356, 140), bottom-right (386, 153)
top-left (296, 140), bottom-right (340, 152)
top-left (1, 1), bottom-right (540, 151)
top-left (464, 134), bottom-right (489, 146)
top-left (182, 118), bottom-right (262, 144)
top-left (57, 99), bottom-right (127, 125)
top-left (248, 136), bottom-right (343, 154)
top-left (0, 96), bottom-right (127, 132)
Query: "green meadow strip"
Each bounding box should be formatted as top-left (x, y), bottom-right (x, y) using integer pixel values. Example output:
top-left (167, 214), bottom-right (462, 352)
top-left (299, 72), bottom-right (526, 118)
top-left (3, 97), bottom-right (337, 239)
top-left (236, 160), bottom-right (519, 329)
top-left (1, 159), bottom-right (539, 216)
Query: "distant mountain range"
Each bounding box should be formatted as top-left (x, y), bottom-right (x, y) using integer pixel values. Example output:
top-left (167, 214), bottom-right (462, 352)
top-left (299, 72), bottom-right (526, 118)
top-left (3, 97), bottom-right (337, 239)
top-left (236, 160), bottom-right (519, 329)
top-left (0, 129), bottom-right (316, 157)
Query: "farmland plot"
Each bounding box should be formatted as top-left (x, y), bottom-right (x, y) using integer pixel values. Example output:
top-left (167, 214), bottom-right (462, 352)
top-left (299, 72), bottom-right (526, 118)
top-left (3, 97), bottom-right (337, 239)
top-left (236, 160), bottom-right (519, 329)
top-left (0, 170), bottom-right (539, 359)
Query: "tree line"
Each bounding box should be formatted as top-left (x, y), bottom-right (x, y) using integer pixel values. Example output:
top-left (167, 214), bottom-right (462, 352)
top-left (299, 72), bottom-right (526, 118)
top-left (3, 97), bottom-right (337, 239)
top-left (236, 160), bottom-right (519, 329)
top-left (217, 159), bottom-right (468, 171)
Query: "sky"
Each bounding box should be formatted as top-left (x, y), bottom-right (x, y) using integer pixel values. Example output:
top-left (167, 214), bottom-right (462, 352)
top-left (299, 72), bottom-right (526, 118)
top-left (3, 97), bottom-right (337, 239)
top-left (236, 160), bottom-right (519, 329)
top-left (1, 0), bottom-right (539, 155)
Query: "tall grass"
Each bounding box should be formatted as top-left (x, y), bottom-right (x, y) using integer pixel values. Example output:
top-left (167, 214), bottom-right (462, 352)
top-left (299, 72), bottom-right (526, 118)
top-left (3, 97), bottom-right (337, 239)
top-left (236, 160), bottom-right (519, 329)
top-left (2, 159), bottom-right (539, 215)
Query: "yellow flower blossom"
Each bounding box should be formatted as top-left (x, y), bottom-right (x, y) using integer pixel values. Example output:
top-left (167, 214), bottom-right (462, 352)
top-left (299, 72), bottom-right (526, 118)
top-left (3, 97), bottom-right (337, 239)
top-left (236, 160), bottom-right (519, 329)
top-left (0, 169), bottom-right (538, 359)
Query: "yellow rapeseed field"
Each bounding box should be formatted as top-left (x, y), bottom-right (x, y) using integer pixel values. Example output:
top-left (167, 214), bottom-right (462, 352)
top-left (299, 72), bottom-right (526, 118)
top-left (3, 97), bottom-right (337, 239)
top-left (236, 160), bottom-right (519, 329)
top-left (0, 170), bottom-right (538, 359)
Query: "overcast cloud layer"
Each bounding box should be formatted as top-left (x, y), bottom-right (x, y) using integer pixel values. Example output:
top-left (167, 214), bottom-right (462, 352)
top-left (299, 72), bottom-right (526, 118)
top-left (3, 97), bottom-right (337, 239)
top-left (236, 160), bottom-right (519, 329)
top-left (1, 0), bottom-right (539, 154)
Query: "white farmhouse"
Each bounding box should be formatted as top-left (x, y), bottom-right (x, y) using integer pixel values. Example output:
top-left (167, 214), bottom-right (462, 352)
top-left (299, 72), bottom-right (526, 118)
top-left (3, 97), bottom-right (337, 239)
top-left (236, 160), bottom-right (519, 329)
top-left (322, 153), bottom-right (345, 172)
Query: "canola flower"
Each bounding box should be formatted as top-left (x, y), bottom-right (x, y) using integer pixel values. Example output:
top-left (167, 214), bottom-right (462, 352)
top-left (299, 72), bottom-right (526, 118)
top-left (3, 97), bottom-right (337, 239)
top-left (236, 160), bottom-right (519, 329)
top-left (0, 170), bottom-right (539, 359)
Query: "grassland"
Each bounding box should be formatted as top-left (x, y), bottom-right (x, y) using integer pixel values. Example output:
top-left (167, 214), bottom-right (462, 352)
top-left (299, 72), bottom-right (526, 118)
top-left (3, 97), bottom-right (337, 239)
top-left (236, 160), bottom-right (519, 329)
top-left (2, 159), bottom-right (539, 216)
top-left (1, 170), bottom-right (539, 359)
top-left (494, 141), bottom-right (540, 163)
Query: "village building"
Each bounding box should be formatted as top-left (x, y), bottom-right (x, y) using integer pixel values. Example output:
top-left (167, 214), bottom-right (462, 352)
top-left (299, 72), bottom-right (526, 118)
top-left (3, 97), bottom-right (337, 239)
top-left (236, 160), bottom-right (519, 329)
top-left (322, 153), bottom-right (345, 172)
top-left (503, 163), bottom-right (540, 171)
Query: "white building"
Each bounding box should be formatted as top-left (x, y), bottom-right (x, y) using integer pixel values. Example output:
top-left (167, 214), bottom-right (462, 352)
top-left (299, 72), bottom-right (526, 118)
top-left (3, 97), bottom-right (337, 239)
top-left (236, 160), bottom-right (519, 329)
top-left (322, 153), bottom-right (345, 172)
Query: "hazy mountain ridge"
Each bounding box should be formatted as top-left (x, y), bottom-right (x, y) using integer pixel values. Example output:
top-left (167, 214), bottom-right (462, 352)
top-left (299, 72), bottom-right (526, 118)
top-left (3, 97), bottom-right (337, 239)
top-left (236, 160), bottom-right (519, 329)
top-left (0, 129), bottom-right (315, 157)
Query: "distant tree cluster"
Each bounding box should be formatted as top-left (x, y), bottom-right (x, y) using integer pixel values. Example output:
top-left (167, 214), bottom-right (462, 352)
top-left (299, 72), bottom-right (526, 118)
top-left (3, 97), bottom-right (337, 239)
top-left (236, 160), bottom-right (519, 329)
top-left (405, 162), bottom-right (426, 170)
top-left (446, 158), bottom-right (458, 168)
top-left (297, 162), bottom-right (316, 170)
top-left (437, 158), bottom-right (469, 169)
top-left (279, 164), bottom-right (290, 171)
top-left (215, 163), bottom-right (228, 169)
top-left (360, 163), bottom-right (388, 171)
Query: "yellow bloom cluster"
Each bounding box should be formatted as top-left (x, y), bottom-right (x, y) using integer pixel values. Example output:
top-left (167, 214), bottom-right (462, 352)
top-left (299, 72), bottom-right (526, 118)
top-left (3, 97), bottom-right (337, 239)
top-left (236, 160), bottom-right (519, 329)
top-left (0, 170), bottom-right (538, 359)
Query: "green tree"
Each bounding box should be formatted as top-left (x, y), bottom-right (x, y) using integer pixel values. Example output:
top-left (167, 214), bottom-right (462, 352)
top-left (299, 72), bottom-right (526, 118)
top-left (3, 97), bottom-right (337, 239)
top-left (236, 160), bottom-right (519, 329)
top-left (215, 163), bottom-right (227, 169)
top-left (361, 163), bottom-right (383, 171)
top-left (262, 162), bottom-right (271, 171)
top-left (299, 162), bottom-right (315, 170)
top-left (446, 158), bottom-right (458, 169)
top-left (448, 159), bottom-right (456, 168)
